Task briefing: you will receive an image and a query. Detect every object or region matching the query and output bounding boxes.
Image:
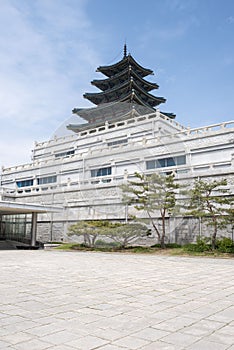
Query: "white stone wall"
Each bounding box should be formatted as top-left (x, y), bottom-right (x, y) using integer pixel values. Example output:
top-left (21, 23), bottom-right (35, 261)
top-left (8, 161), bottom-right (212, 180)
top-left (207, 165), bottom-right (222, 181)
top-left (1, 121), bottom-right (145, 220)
top-left (1, 112), bottom-right (234, 243)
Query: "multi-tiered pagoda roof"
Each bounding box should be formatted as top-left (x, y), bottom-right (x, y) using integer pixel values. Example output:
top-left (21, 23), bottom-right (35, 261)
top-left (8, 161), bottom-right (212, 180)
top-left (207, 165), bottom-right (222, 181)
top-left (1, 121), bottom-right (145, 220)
top-left (83, 52), bottom-right (165, 108)
top-left (68, 46), bottom-right (174, 132)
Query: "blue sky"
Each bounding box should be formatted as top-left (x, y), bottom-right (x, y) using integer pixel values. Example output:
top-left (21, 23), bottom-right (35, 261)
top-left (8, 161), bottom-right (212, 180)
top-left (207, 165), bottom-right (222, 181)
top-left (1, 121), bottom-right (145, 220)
top-left (0, 0), bottom-right (234, 167)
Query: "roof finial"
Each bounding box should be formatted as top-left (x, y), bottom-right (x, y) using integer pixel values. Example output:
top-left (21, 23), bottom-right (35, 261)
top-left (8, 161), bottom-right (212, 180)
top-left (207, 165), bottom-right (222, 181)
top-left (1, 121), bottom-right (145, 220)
top-left (124, 42), bottom-right (127, 58)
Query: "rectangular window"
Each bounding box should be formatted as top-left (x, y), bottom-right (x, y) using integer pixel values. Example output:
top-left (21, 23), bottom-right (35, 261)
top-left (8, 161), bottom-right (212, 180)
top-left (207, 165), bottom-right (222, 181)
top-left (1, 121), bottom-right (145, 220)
top-left (146, 160), bottom-right (156, 170)
top-left (176, 155), bottom-right (186, 165)
top-left (157, 159), bottom-right (166, 168)
top-left (91, 167), bottom-right (112, 177)
top-left (146, 155), bottom-right (186, 170)
top-left (55, 150), bottom-right (75, 158)
top-left (16, 179), bottom-right (33, 188)
top-left (107, 139), bottom-right (128, 147)
top-left (37, 176), bottom-right (57, 185)
top-left (166, 157), bottom-right (175, 167)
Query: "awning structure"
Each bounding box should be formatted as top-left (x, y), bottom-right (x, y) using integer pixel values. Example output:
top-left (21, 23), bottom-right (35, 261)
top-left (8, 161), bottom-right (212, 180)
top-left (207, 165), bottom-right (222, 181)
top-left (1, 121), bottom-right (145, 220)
top-left (0, 201), bottom-right (62, 215)
top-left (0, 201), bottom-right (63, 247)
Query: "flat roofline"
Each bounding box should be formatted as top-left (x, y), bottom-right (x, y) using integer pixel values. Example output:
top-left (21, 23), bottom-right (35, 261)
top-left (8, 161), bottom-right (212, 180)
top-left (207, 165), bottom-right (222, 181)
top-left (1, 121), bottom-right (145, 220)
top-left (0, 200), bottom-right (63, 215)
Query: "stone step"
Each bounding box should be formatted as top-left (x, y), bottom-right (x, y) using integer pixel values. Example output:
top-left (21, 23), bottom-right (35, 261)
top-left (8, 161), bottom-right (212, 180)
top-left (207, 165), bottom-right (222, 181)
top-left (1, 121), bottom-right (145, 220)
top-left (0, 240), bottom-right (16, 250)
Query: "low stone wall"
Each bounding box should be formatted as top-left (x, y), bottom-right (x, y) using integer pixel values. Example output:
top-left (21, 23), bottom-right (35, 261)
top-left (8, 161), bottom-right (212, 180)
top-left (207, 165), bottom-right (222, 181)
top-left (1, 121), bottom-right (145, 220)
top-left (36, 217), bottom-right (233, 245)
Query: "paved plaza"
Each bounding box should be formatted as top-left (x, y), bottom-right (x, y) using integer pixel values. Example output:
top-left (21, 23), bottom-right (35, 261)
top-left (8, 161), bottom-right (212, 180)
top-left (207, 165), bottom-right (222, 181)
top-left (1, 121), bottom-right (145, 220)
top-left (0, 250), bottom-right (233, 350)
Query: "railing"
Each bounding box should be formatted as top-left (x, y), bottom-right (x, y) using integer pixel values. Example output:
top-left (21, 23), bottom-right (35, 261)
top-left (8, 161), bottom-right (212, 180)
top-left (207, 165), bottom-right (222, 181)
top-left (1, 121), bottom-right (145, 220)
top-left (32, 110), bottom-right (186, 150)
top-left (183, 121), bottom-right (234, 136)
top-left (6, 160), bottom-right (232, 196)
top-left (0, 187), bottom-right (16, 199)
top-left (2, 115), bottom-right (233, 174)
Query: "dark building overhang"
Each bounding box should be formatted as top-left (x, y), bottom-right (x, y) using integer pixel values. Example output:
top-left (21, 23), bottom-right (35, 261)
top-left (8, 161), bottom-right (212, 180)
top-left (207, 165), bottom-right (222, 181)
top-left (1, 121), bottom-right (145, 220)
top-left (97, 54), bottom-right (153, 78)
top-left (91, 67), bottom-right (159, 92)
top-left (84, 79), bottom-right (165, 108)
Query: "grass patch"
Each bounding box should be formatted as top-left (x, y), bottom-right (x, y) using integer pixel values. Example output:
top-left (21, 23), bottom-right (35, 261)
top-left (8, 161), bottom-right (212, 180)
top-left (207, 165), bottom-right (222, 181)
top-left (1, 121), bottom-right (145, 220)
top-left (55, 241), bottom-right (234, 258)
top-left (56, 243), bottom-right (81, 250)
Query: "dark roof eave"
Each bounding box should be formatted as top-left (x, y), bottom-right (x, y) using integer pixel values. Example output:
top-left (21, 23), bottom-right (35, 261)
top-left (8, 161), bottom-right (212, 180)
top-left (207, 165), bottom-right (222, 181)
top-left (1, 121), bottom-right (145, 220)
top-left (123, 91), bottom-right (164, 108)
top-left (97, 54), bottom-right (153, 77)
top-left (91, 68), bottom-right (159, 91)
top-left (84, 79), bottom-right (166, 106)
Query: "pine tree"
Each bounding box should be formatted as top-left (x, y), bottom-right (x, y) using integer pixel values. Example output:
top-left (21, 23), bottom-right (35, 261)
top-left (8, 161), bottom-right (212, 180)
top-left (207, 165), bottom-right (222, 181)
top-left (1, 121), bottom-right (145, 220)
top-left (121, 172), bottom-right (180, 248)
top-left (188, 178), bottom-right (234, 250)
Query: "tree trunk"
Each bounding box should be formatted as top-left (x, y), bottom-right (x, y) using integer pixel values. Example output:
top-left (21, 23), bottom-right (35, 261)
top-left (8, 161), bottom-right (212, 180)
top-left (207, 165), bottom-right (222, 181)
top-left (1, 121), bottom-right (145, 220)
top-left (160, 236), bottom-right (166, 249)
top-left (84, 233), bottom-right (91, 247)
top-left (91, 234), bottom-right (97, 248)
top-left (161, 214), bottom-right (166, 249)
top-left (147, 211), bottom-right (161, 244)
top-left (211, 222), bottom-right (217, 250)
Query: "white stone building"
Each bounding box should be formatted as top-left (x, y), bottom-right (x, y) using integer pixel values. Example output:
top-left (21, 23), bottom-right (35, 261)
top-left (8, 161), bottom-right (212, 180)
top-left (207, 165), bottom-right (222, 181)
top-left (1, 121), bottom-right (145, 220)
top-left (1, 48), bottom-right (234, 243)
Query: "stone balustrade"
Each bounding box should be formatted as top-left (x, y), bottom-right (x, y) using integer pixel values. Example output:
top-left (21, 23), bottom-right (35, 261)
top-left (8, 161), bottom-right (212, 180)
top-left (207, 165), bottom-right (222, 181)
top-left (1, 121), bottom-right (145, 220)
top-left (2, 114), bottom-right (233, 174)
top-left (3, 160), bottom-right (232, 197)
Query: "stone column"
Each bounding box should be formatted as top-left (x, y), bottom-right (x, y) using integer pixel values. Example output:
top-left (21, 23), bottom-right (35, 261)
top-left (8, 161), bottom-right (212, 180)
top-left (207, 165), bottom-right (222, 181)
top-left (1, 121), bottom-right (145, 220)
top-left (31, 212), bottom-right (37, 246)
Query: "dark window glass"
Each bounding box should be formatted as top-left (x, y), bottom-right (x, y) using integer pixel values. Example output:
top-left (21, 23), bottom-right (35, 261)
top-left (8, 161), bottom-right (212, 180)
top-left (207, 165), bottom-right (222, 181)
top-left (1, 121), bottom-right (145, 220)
top-left (176, 155), bottom-right (186, 165)
top-left (167, 158), bottom-right (175, 166)
top-left (37, 176), bottom-right (57, 185)
top-left (146, 160), bottom-right (156, 170)
top-left (146, 155), bottom-right (186, 170)
top-left (91, 167), bottom-right (112, 177)
top-left (107, 139), bottom-right (128, 147)
top-left (16, 179), bottom-right (33, 188)
top-left (158, 159), bottom-right (166, 167)
top-left (55, 150), bottom-right (75, 158)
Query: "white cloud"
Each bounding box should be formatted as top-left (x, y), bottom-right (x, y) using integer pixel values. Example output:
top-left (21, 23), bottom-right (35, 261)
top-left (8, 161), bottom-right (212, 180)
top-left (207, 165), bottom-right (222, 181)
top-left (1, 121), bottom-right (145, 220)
top-left (0, 0), bottom-right (102, 168)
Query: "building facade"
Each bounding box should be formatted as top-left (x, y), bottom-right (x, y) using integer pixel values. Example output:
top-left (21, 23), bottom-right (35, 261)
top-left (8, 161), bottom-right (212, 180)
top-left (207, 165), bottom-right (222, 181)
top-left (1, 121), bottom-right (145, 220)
top-left (1, 48), bottom-right (234, 243)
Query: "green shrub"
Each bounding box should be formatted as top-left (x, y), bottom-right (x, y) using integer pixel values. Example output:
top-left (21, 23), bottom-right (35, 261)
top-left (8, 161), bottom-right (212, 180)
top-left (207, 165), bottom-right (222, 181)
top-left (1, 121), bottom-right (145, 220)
top-left (95, 239), bottom-right (120, 248)
top-left (151, 243), bottom-right (181, 249)
top-left (183, 237), bottom-right (211, 252)
top-left (56, 243), bottom-right (81, 250)
top-left (150, 244), bottom-right (161, 248)
top-left (131, 246), bottom-right (154, 253)
top-left (166, 243), bottom-right (182, 248)
top-left (78, 243), bottom-right (88, 248)
top-left (216, 237), bottom-right (234, 253)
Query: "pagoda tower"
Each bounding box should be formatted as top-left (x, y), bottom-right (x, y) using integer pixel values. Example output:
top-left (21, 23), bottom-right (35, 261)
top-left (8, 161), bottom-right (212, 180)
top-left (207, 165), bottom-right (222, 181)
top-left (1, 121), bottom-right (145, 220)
top-left (84, 44), bottom-right (166, 109)
top-left (69, 45), bottom-right (174, 132)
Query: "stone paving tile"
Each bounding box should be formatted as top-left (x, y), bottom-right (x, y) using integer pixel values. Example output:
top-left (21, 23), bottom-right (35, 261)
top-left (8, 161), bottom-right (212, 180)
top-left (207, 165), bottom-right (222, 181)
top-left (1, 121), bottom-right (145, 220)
top-left (0, 327), bottom-right (16, 337)
top-left (203, 332), bottom-right (234, 346)
top-left (66, 335), bottom-right (109, 349)
top-left (2, 319), bottom-right (40, 332)
top-left (92, 328), bottom-right (130, 341)
top-left (185, 339), bottom-right (230, 350)
top-left (181, 319), bottom-right (225, 337)
top-left (98, 345), bottom-right (126, 350)
top-left (47, 346), bottom-right (76, 350)
top-left (0, 315), bottom-right (26, 326)
top-left (40, 330), bottom-right (82, 345)
top-left (152, 316), bottom-right (196, 332)
top-left (205, 306), bottom-right (234, 323)
top-left (33, 316), bottom-right (66, 325)
top-left (0, 340), bottom-right (13, 348)
top-left (227, 345), bottom-right (234, 350)
top-left (131, 327), bottom-right (170, 342)
top-left (53, 319), bottom-right (94, 334)
top-left (111, 335), bottom-right (150, 349)
top-left (0, 251), bottom-right (234, 350)
top-left (140, 341), bottom-right (183, 350)
top-left (160, 332), bottom-right (202, 347)
top-left (13, 338), bottom-right (53, 350)
top-left (25, 323), bottom-right (66, 337)
top-left (0, 332), bottom-right (33, 345)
